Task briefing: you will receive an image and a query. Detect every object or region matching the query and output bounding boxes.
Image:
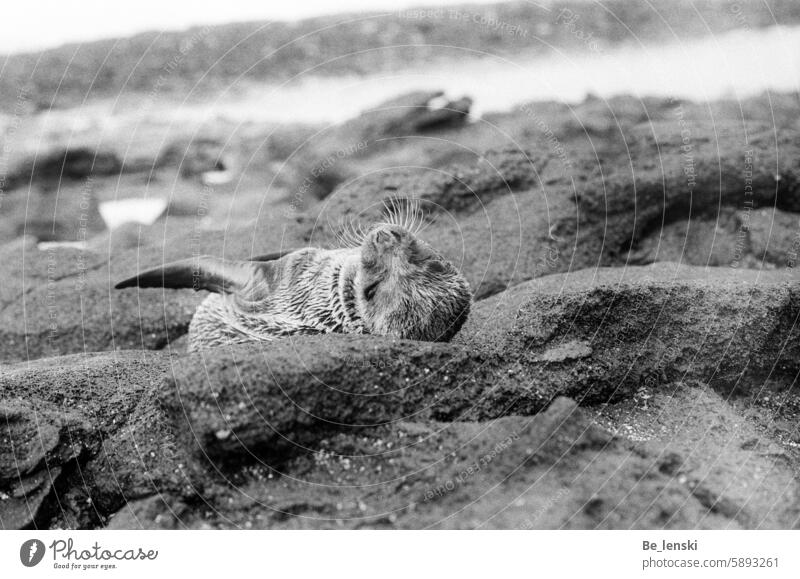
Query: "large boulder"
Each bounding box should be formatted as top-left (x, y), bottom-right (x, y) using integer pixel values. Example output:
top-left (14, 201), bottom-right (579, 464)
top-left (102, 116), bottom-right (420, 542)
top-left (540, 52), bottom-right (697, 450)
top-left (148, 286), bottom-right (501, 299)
top-left (459, 263), bottom-right (800, 400)
top-left (0, 350), bottom-right (192, 529)
top-left (0, 399), bottom-right (98, 529)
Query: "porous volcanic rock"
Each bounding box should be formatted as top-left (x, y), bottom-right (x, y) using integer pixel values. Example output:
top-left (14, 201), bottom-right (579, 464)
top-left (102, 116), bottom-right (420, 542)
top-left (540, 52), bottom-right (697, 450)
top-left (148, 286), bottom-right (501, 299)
top-left (0, 350), bottom-right (193, 529)
top-left (7, 259), bottom-right (800, 529)
top-left (459, 263), bottom-right (800, 401)
top-left (597, 381), bottom-right (800, 529)
top-left (0, 183), bottom-right (105, 243)
top-left (7, 91), bottom-right (800, 531)
top-left (0, 210), bottom-right (309, 363)
top-left (106, 397), bottom-right (747, 529)
top-left (744, 206), bottom-right (800, 266)
top-left (0, 398), bottom-right (98, 529)
top-left (5, 147), bottom-right (122, 190)
top-left (290, 90), bottom-right (473, 200)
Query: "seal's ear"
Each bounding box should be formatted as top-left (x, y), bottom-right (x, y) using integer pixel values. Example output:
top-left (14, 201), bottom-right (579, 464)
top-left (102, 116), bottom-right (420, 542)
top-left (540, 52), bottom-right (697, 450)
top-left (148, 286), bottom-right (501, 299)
top-left (114, 255), bottom-right (280, 295)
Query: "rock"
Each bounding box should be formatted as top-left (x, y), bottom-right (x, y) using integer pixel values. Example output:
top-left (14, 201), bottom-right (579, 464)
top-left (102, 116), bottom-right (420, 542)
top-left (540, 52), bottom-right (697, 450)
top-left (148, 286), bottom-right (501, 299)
top-left (458, 263), bottom-right (800, 401)
top-left (318, 148), bottom-right (546, 220)
top-left (164, 262), bottom-right (800, 467)
top-left (291, 91), bottom-right (473, 200)
top-left (105, 397), bottom-right (739, 529)
top-left (158, 138), bottom-right (230, 178)
top-left (0, 268), bottom-right (201, 362)
top-left (265, 124), bottom-right (322, 161)
top-left (7, 257), bottom-right (800, 529)
top-left (353, 91), bottom-right (472, 137)
top-left (0, 398), bottom-right (98, 529)
top-left (6, 90), bottom-right (800, 531)
top-left (163, 337), bottom-right (488, 465)
top-left (307, 115), bottom-right (800, 300)
top-left (308, 148), bottom-right (559, 299)
top-left (106, 495), bottom-right (192, 530)
top-left (0, 182), bottom-right (105, 243)
top-left (574, 121), bottom-right (800, 264)
top-left (627, 209), bottom-right (743, 267)
top-left (6, 147), bottom-right (122, 190)
top-left (0, 238), bottom-right (107, 310)
top-left (0, 351), bottom-right (193, 529)
top-left (0, 211), bottom-right (309, 363)
top-left (744, 207), bottom-right (800, 266)
top-left (597, 381), bottom-right (800, 528)
top-left (407, 397), bottom-right (732, 529)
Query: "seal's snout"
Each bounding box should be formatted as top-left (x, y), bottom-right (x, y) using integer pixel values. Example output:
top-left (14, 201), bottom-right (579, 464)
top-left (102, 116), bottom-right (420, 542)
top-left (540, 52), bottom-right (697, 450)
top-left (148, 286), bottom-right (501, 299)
top-left (368, 225), bottom-right (408, 254)
top-left (374, 229), bottom-right (393, 245)
top-left (373, 225), bottom-right (403, 242)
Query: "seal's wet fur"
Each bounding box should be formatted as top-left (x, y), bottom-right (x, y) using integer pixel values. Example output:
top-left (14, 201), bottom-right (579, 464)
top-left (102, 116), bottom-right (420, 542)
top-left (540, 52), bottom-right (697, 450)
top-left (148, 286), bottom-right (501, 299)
top-left (116, 200), bottom-right (472, 351)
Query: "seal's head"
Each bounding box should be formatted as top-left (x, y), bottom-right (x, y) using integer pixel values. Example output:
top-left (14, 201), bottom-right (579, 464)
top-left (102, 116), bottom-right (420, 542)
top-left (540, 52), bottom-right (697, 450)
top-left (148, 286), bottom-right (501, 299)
top-left (355, 221), bottom-right (471, 341)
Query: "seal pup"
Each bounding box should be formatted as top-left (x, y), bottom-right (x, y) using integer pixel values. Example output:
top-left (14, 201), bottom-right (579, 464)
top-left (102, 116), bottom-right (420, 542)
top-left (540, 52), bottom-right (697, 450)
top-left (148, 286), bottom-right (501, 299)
top-left (115, 200), bottom-right (472, 351)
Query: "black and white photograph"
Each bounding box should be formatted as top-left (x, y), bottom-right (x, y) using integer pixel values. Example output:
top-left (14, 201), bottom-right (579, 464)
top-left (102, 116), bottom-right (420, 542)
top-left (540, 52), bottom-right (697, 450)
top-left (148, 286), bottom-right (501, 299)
top-left (1, 0), bottom-right (799, 575)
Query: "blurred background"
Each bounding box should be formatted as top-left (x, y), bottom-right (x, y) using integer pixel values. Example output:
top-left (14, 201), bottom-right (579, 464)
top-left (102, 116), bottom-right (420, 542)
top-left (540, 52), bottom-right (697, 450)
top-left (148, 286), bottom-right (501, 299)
top-left (1, 0), bottom-right (798, 250)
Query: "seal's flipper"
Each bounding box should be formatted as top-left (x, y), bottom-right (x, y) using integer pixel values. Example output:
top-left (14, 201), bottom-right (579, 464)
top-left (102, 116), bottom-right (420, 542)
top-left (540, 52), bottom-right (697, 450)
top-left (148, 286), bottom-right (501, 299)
top-left (114, 256), bottom-right (273, 295)
top-left (248, 248), bottom-right (297, 262)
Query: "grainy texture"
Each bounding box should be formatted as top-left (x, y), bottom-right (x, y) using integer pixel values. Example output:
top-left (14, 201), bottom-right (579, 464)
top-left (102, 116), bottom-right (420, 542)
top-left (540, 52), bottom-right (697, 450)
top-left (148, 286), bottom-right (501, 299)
top-left (3, 21), bottom-right (800, 527)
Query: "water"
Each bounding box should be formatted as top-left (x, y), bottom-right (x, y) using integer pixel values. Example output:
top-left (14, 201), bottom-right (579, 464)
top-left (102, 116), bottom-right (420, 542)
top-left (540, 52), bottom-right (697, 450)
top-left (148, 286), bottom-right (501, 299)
top-left (170, 24), bottom-right (800, 124)
top-left (6, 23), bottom-right (799, 147)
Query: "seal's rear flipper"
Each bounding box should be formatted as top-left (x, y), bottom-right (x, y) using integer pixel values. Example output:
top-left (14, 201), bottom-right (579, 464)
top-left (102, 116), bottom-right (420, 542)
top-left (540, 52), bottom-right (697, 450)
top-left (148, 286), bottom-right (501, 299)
top-left (114, 256), bottom-right (278, 295)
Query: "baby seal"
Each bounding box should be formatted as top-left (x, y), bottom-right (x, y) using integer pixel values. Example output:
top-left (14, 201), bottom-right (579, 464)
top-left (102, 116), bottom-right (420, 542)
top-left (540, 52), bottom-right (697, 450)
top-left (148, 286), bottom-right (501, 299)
top-left (115, 202), bottom-right (472, 351)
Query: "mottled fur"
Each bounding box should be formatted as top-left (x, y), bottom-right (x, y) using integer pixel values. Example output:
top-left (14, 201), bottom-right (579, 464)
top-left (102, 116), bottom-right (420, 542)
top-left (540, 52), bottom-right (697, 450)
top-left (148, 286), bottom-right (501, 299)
top-left (117, 200), bottom-right (472, 351)
top-left (186, 225), bottom-right (471, 351)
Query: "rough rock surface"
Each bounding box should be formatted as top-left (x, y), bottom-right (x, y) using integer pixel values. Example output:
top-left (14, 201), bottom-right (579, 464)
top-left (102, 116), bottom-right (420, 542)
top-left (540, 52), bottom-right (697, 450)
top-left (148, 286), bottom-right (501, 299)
top-left (4, 92), bottom-right (800, 529)
top-left (0, 351), bottom-right (192, 529)
top-left (4, 261), bottom-right (800, 529)
top-left (0, 184), bottom-right (105, 243)
top-left (290, 91), bottom-right (473, 200)
top-left (0, 211), bottom-right (309, 362)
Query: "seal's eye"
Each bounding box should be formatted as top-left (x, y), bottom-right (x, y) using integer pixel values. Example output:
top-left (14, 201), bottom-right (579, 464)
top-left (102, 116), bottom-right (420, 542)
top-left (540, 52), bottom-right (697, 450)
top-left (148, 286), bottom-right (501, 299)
top-left (363, 280), bottom-right (380, 301)
top-left (426, 260), bottom-right (446, 274)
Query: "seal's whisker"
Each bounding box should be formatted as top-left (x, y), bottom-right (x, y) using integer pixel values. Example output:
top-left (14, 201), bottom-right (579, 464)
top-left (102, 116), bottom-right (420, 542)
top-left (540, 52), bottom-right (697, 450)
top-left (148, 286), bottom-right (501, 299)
top-left (381, 195), bottom-right (427, 234)
top-left (405, 199), bottom-right (415, 230)
top-left (355, 220), bottom-right (369, 246)
top-left (410, 199), bottom-right (420, 230)
top-left (404, 198), bottom-right (422, 234)
top-left (391, 196), bottom-right (402, 228)
top-left (413, 200), bottom-right (424, 233)
top-left (332, 215), bottom-right (371, 248)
